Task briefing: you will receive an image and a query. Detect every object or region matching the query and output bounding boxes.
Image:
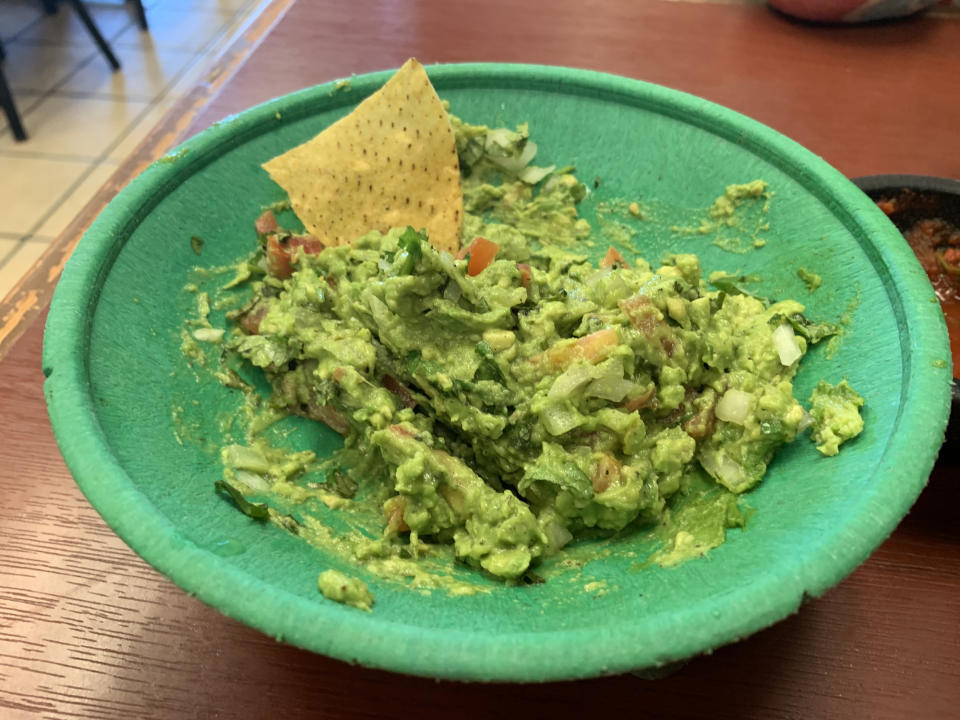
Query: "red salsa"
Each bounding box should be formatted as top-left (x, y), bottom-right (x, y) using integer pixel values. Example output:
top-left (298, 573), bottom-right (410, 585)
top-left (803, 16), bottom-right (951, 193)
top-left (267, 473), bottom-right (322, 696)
top-left (877, 192), bottom-right (960, 369)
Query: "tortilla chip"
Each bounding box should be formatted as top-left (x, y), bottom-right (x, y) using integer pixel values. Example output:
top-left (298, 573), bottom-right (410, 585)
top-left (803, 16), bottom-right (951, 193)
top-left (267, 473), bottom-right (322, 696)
top-left (262, 58), bottom-right (462, 254)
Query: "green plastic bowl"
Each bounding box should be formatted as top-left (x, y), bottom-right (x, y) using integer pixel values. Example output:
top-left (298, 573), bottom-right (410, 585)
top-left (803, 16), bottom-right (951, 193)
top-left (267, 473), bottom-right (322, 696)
top-left (43, 63), bottom-right (951, 682)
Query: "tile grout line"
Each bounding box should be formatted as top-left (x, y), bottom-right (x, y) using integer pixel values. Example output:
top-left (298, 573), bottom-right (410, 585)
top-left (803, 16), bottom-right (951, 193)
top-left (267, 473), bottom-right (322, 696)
top-left (8, 1), bottom-right (139, 46)
top-left (7, 88), bottom-right (158, 104)
top-left (2, 89), bottom-right (153, 107)
top-left (3, 2), bottom-right (53, 45)
top-left (0, 230), bottom-right (57, 277)
top-left (0, 49), bottom-right (99, 136)
top-left (40, 9), bottom-right (138, 93)
top-left (11, 6), bottom-right (136, 106)
top-left (0, 239), bottom-right (34, 275)
top-left (0, 2), bottom-right (139, 135)
top-left (18, 160), bottom-right (103, 241)
top-left (0, 5), bottom-right (101, 248)
top-left (2, 1), bottom-right (248, 142)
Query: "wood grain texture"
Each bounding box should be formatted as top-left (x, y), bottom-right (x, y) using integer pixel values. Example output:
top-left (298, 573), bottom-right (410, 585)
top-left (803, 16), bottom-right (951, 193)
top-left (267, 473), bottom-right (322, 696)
top-left (187, 0), bottom-right (960, 180)
top-left (2, 318), bottom-right (958, 719)
top-left (1, 0), bottom-right (959, 717)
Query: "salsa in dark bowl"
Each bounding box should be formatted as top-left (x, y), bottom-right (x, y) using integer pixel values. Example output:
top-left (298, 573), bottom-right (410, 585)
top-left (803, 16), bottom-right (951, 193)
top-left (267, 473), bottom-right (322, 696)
top-left (853, 174), bottom-right (960, 427)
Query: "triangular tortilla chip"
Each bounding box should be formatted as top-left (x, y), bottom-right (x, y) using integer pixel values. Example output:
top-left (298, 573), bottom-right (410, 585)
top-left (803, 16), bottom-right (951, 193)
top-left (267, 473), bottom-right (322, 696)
top-left (262, 58), bottom-right (462, 253)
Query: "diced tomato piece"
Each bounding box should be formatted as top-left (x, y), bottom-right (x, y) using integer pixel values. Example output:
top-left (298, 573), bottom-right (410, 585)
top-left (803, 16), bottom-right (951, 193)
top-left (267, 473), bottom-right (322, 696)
top-left (876, 199), bottom-right (896, 216)
top-left (619, 295), bottom-right (680, 357)
top-left (254, 210), bottom-right (279, 235)
top-left (266, 234), bottom-right (324, 279)
top-left (600, 246), bottom-right (629, 269)
top-left (619, 296), bottom-right (659, 336)
top-left (467, 237), bottom-right (499, 276)
top-left (288, 234), bottom-right (325, 255)
top-left (517, 263), bottom-right (532, 290)
top-left (266, 234), bottom-right (293, 279)
top-left (456, 237), bottom-right (500, 275)
top-left (943, 247), bottom-right (960, 265)
top-left (239, 305), bottom-right (267, 335)
top-left (577, 328), bottom-right (620, 362)
top-left (543, 328), bottom-right (619, 368)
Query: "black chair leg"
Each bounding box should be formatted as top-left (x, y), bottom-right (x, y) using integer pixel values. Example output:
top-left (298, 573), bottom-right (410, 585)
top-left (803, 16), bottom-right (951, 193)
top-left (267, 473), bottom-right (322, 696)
top-left (129, 0), bottom-right (148, 31)
top-left (68, 0), bottom-right (121, 71)
top-left (0, 65), bottom-right (28, 142)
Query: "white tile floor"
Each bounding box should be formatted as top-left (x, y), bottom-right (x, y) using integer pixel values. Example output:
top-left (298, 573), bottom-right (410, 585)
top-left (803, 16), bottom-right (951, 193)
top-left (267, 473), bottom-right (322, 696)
top-left (0, 0), bottom-right (266, 300)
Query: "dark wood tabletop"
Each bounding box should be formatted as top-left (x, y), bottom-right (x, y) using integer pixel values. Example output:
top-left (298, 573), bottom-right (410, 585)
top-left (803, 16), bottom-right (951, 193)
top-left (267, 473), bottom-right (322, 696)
top-left (2, 1), bottom-right (959, 718)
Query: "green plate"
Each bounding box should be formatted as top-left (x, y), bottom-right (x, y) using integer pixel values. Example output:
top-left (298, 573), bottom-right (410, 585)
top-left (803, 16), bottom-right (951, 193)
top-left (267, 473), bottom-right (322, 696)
top-left (43, 64), bottom-right (951, 682)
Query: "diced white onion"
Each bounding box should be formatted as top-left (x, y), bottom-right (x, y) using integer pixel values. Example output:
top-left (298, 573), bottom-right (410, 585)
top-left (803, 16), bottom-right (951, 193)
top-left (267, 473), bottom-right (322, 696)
top-left (585, 361), bottom-right (632, 402)
top-left (585, 266), bottom-right (613, 288)
top-left (443, 279), bottom-right (462, 302)
top-left (192, 327), bottom-right (224, 343)
top-left (699, 450), bottom-right (749, 493)
top-left (367, 295), bottom-right (393, 326)
top-left (772, 323), bottom-right (802, 366)
top-left (716, 456), bottom-right (748, 491)
top-left (545, 521), bottom-right (573, 551)
top-left (542, 174), bottom-right (561, 194)
top-left (235, 469), bottom-right (270, 492)
top-left (603, 273), bottom-right (632, 303)
top-left (587, 378), bottom-right (634, 402)
top-left (541, 403), bottom-right (583, 436)
top-left (798, 409), bottom-right (815, 432)
top-left (222, 444), bottom-right (271, 474)
top-left (518, 164), bottom-right (555, 185)
top-left (716, 388), bottom-right (751, 425)
top-left (491, 139), bottom-right (538, 172)
top-left (484, 128), bottom-right (518, 152)
top-left (518, 140), bottom-right (538, 166)
top-left (438, 250), bottom-right (457, 270)
top-left (548, 364), bottom-right (594, 398)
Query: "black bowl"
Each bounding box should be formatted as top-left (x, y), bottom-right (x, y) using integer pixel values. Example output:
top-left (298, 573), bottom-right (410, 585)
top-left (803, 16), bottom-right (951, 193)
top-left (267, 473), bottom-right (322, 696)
top-left (853, 174), bottom-right (960, 228)
top-left (852, 174), bottom-right (960, 439)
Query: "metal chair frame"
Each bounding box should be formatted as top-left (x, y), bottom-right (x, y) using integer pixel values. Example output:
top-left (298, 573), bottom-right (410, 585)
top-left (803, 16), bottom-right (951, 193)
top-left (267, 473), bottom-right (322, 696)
top-left (1, 0), bottom-right (149, 142)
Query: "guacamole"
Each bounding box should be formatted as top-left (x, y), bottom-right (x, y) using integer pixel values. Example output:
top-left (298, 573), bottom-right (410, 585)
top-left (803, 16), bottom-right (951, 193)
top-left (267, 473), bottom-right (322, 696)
top-left (318, 569), bottom-right (374, 611)
top-left (207, 111), bottom-right (863, 599)
top-left (808, 380), bottom-right (865, 456)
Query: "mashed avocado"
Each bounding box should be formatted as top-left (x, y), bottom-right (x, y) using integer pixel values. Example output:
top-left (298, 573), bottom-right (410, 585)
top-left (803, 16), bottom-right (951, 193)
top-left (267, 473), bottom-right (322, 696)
top-left (202, 111), bottom-right (863, 604)
top-left (808, 380), bottom-right (865, 456)
top-left (318, 569), bottom-right (374, 611)
top-left (797, 267), bottom-right (822, 292)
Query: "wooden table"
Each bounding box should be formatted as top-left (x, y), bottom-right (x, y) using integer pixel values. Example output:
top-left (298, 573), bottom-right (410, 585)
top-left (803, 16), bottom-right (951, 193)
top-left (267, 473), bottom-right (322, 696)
top-left (2, 1), bottom-right (959, 717)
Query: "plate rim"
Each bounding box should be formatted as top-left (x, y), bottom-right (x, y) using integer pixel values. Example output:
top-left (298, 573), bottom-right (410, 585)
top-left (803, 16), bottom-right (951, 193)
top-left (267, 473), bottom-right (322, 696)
top-left (42, 62), bottom-right (952, 682)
